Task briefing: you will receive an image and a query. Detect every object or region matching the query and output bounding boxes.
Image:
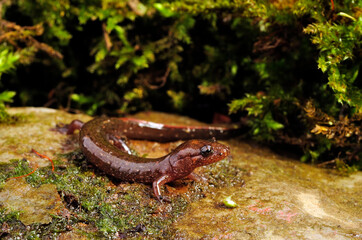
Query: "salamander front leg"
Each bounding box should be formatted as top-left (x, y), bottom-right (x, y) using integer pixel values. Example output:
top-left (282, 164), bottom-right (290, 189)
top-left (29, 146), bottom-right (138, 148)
top-left (153, 175), bottom-right (173, 202)
top-left (66, 120), bottom-right (84, 135)
top-left (53, 119), bottom-right (84, 135)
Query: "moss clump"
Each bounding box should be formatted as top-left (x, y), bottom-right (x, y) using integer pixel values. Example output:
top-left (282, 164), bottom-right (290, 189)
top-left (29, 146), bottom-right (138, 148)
top-left (0, 150), bottom-right (244, 238)
top-left (0, 207), bottom-right (22, 238)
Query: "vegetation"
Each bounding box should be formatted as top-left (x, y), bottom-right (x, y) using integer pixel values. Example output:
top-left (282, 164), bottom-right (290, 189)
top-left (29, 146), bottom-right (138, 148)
top-left (0, 47), bottom-right (17, 122)
top-left (0, 0), bottom-right (361, 169)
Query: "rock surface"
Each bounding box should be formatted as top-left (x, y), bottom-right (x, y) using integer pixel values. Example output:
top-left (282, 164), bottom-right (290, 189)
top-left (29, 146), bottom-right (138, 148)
top-left (0, 108), bottom-right (360, 239)
top-left (0, 178), bottom-right (63, 225)
top-left (174, 139), bottom-right (362, 239)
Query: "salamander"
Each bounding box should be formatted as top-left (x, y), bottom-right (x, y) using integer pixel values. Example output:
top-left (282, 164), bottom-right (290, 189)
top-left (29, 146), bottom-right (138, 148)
top-left (65, 117), bottom-right (237, 201)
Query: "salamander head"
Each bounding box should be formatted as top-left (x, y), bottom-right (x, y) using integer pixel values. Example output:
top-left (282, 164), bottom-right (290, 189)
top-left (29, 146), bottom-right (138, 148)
top-left (168, 139), bottom-right (230, 177)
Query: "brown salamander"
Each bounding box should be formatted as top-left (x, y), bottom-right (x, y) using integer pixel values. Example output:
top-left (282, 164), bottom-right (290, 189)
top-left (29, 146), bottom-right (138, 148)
top-left (65, 117), bottom-right (237, 201)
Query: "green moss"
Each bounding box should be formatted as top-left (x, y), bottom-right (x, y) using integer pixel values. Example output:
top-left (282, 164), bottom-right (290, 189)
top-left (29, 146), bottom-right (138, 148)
top-left (0, 149), bottom-right (245, 238)
top-left (0, 159), bottom-right (33, 185)
top-left (0, 207), bottom-right (23, 238)
top-left (0, 112), bottom-right (27, 125)
top-left (0, 207), bottom-right (21, 223)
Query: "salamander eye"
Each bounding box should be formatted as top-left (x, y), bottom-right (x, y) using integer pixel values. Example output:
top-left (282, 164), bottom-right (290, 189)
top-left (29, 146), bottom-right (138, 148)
top-left (200, 145), bottom-right (213, 157)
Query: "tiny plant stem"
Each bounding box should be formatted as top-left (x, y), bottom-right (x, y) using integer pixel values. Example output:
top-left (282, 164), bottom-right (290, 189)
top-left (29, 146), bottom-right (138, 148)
top-left (31, 148), bottom-right (55, 172)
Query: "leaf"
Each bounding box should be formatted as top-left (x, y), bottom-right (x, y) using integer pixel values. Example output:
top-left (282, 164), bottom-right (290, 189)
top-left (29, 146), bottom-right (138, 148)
top-left (300, 153), bottom-right (310, 162)
top-left (153, 3), bottom-right (175, 18)
top-left (71, 93), bottom-right (94, 104)
top-left (95, 48), bottom-right (107, 62)
top-left (124, 88), bottom-right (144, 101)
top-left (228, 99), bottom-right (244, 114)
top-left (309, 150), bottom-right (320, 160)
top-left (117, 75), bottom-right (129, 86)
top-left (222, 196), bottom-right (238, 208)
top-left (264, 112), bottom-right (284, 130)
top-left (317, 57), bottom-right (328, 72)
top-left (131, 56), bottom-right (148, 69)
top-left (231, 63), bottom-right (238, 76)
top-left (167, 90), bottom-right (186, 110)
top-left (114, 26), bottom-right (130, 47)
top-left (143, 49), bottom-right (155, 62)
top-left (0, 91), bottom-right (16, 103)
top-left (106, 16), bottom-right (123, 32)
top-left (337, 12), bottom-right (356, 21)
top-left (115, 56), bottom-right (129, 69)
top-left (0, 48), bottom-right (20, 78)
top-left (348, 67), bottom-right (359, 84)
top-left (174, 16), bottom-right (195, 43)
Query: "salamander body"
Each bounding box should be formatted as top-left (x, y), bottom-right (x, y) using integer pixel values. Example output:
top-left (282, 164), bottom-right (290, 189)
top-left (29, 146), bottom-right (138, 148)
top-left (66, 117), bottom-right (235, 201)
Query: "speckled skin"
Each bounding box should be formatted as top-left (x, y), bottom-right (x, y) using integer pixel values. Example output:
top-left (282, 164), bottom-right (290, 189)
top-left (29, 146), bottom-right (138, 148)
top-left (71, 117), bottom-right (232, 201)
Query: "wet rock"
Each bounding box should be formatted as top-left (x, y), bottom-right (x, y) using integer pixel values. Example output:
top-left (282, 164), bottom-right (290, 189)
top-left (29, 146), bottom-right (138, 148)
top-left (0, 178), bottom-right (63, 225)
top-left (0, 107), bottom-right (91, 167)
top-left (174, 140), bottom-right (362, 239)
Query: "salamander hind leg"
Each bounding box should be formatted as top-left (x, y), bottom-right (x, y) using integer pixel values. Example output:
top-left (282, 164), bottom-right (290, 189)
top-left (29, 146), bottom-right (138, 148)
top-left (186, 172), bottom-right (207, 182)
top-left (152, 175), bottom-right (173, 202)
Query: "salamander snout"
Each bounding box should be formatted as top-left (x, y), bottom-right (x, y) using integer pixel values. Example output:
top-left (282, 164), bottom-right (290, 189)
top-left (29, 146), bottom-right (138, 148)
top-left (219, 146), bottom-right (230, 157)
top-left (215, 144), bottom-right (230, 159)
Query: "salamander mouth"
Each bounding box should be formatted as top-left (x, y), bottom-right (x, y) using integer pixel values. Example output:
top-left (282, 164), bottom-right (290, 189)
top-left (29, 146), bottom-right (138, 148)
top-left (211, 144), bottom-right (230, 162)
